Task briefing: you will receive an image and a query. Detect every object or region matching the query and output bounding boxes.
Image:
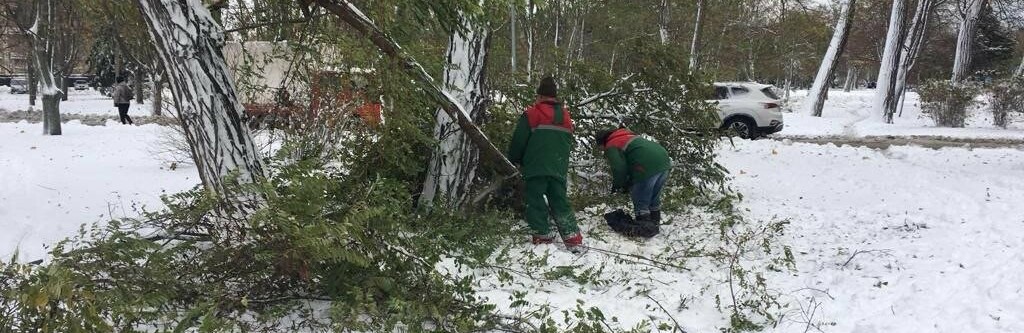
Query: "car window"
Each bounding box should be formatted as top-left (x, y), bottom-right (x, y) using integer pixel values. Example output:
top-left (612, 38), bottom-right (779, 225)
top-left (760, 87), bottom-right (780, 100)
top-left (730, 87), bottom-right (750, 97)
top-left (714, 86), bottom-right (729, 100)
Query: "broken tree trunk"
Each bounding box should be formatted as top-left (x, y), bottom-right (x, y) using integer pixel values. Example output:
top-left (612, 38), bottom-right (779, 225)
top-left (315, 0), bottom-right (518, 178)
top-left (135, 0), bottom-right (266, 200)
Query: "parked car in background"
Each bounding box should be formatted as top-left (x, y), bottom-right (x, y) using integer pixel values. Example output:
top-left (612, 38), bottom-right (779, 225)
top-left (10, 78), bottom-right (29, 94)
top-left (74, 80), bottom-right (89, 91)
top-left (710, 82), bottom-right (784, 139)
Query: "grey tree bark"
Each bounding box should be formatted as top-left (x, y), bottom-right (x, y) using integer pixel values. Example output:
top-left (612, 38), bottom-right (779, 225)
top-left (134, 73), bottom-right (145, 104)
top-left (951, 0), bottom-right (986, 82)
top-left (1016, 55), bottom-right (1024, 78)
top-left (421, 18), bottom-right (491, 208)
top-left (28, 61), bottom-right (37, 106)
top-left (135, 0), bottom-right (266, 198)
top-left (806, 0), bottom-right (856, 117)
top-left (688, 0), bottom-right (705, 73)
top-left (151, 70), bottom-right (164, 116)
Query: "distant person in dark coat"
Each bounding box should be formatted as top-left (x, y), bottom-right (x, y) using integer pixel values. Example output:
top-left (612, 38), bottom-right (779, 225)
top-left (113, 79), bottom-right (133, 125)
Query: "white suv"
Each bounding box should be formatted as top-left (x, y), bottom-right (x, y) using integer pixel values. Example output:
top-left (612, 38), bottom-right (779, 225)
top-left (710, 82), bottom-right (784, 138)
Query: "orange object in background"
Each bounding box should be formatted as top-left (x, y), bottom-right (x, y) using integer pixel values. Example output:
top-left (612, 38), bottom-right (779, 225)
top-left (243, 69), bottom-right (382, 128)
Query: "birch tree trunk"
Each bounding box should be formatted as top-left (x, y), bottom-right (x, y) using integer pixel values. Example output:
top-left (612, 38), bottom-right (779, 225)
top-left (873, 0), bottom-right (908, 123)
top-left (843, 64), bottom-right (856, 92)
top-left (658, 0), bottom-right (669, 44)
top-left (421, 19), bottom-right (491, 208)
top-left (689, 0), bottom-right (705, 73)
top-left (951, 0), bottom-right (986, 83)
top-left (135, 0), bottom-right (266, 198)
top-left (314, 0), bottom-right (518, 179)
top-left (806, 0), bottom-right (856, 117)
top-left (509, 4), bottom-right (516, 72)
top-left (893, 0), bottom-right (933, 112)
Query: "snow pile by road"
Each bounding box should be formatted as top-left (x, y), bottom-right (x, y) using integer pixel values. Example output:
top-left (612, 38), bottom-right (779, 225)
top-left (0, 121), bottom-right (198, 261)
top-left (781, 89), bottom-right (1024, 139)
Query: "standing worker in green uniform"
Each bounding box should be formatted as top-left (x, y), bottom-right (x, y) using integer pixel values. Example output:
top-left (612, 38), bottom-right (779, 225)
top-left (507, 77), bottom-right (584, 251)
top-left (596, 127), bottom-right (672, 224)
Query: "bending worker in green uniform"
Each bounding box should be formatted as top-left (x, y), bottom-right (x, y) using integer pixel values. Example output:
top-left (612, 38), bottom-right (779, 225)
top-left (507, 77), bottom-right (584, 251)
top-left (596, 127), bottom-right (672, 224)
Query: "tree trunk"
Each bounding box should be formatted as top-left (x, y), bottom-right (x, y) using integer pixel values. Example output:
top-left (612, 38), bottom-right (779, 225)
top-left (526, 0), bottom-right (535, 81)
top-left (951, 0), bottom-right (986, 82)
top-left (26, 0), bottom-right (63, 135)
top-left (314, 0), bottom-right (518, 178)
top-left (421, 19), bottom-right (491, 208)
top-left (28, 62), bottom-right (37, 107)
top-left (873, 0), bottom-right (908, 123)
top-left (41, 93), bottom-right (62, 135)
top-left (60, 77), bottom-right (68, 101)
top-left (510, 4), bottom-right (517, 73)
top-left (135, 0), bottom-right (266, 198)
top-left (134, 74), bottom-right (144, 104)
top-left (151, 71), bottom-right (164, 116)
top-left (658, 0), bottom-right (669, 44)
top-left (843, 64), bottom-right (856, 92)
top-left (893, 0), bottom-right (933, 114)
top-left (688, 0), bottom-right (705, 73)
top-left (807, 0), bottom-right (856, 117)
top-left (554, 0), bottom-right (560, 47)
top-left (1016, 54), bottom-right (1024, 78)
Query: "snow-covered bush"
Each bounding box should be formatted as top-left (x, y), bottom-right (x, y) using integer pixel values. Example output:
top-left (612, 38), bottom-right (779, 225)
top-left (918, 80), bottom-right (978, 128)
top-left (987, 78), bottom-right (1024, 128)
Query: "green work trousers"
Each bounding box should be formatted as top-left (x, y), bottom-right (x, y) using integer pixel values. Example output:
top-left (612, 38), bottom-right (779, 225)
top-left (523, 176), bottom-right (579, 236)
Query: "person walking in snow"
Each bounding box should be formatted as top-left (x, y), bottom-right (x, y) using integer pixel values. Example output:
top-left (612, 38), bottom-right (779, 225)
top-left (507, 76), bottom-right (584, 252)
top-left (112, 78), bottom-right (134, 125)
top-left (596, 127), bottom-right (672, 226)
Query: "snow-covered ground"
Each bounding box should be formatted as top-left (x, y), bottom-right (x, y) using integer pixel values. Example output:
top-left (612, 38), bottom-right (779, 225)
top-left (0, 121), bottom-right (197, 261)
top-left (0, 88), bottom-right (151, 116)
top-left (1, 87), bottom-right (1022, 331)
top-left (781, 89), bottom-right (1024, 139)
top-left (724, 140), bottom-right (1024, 332)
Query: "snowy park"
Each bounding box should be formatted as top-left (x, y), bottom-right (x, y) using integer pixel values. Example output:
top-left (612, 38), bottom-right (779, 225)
top-left (2, 0), bottom-right (1024, 332)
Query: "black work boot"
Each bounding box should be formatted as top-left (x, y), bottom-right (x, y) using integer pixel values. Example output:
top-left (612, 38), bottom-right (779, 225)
top-left (650, 210), bottom-right (662, 224)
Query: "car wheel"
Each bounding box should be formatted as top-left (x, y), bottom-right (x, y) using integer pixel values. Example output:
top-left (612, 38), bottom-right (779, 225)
top-left (724, 117), bottom-right (758, 139)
